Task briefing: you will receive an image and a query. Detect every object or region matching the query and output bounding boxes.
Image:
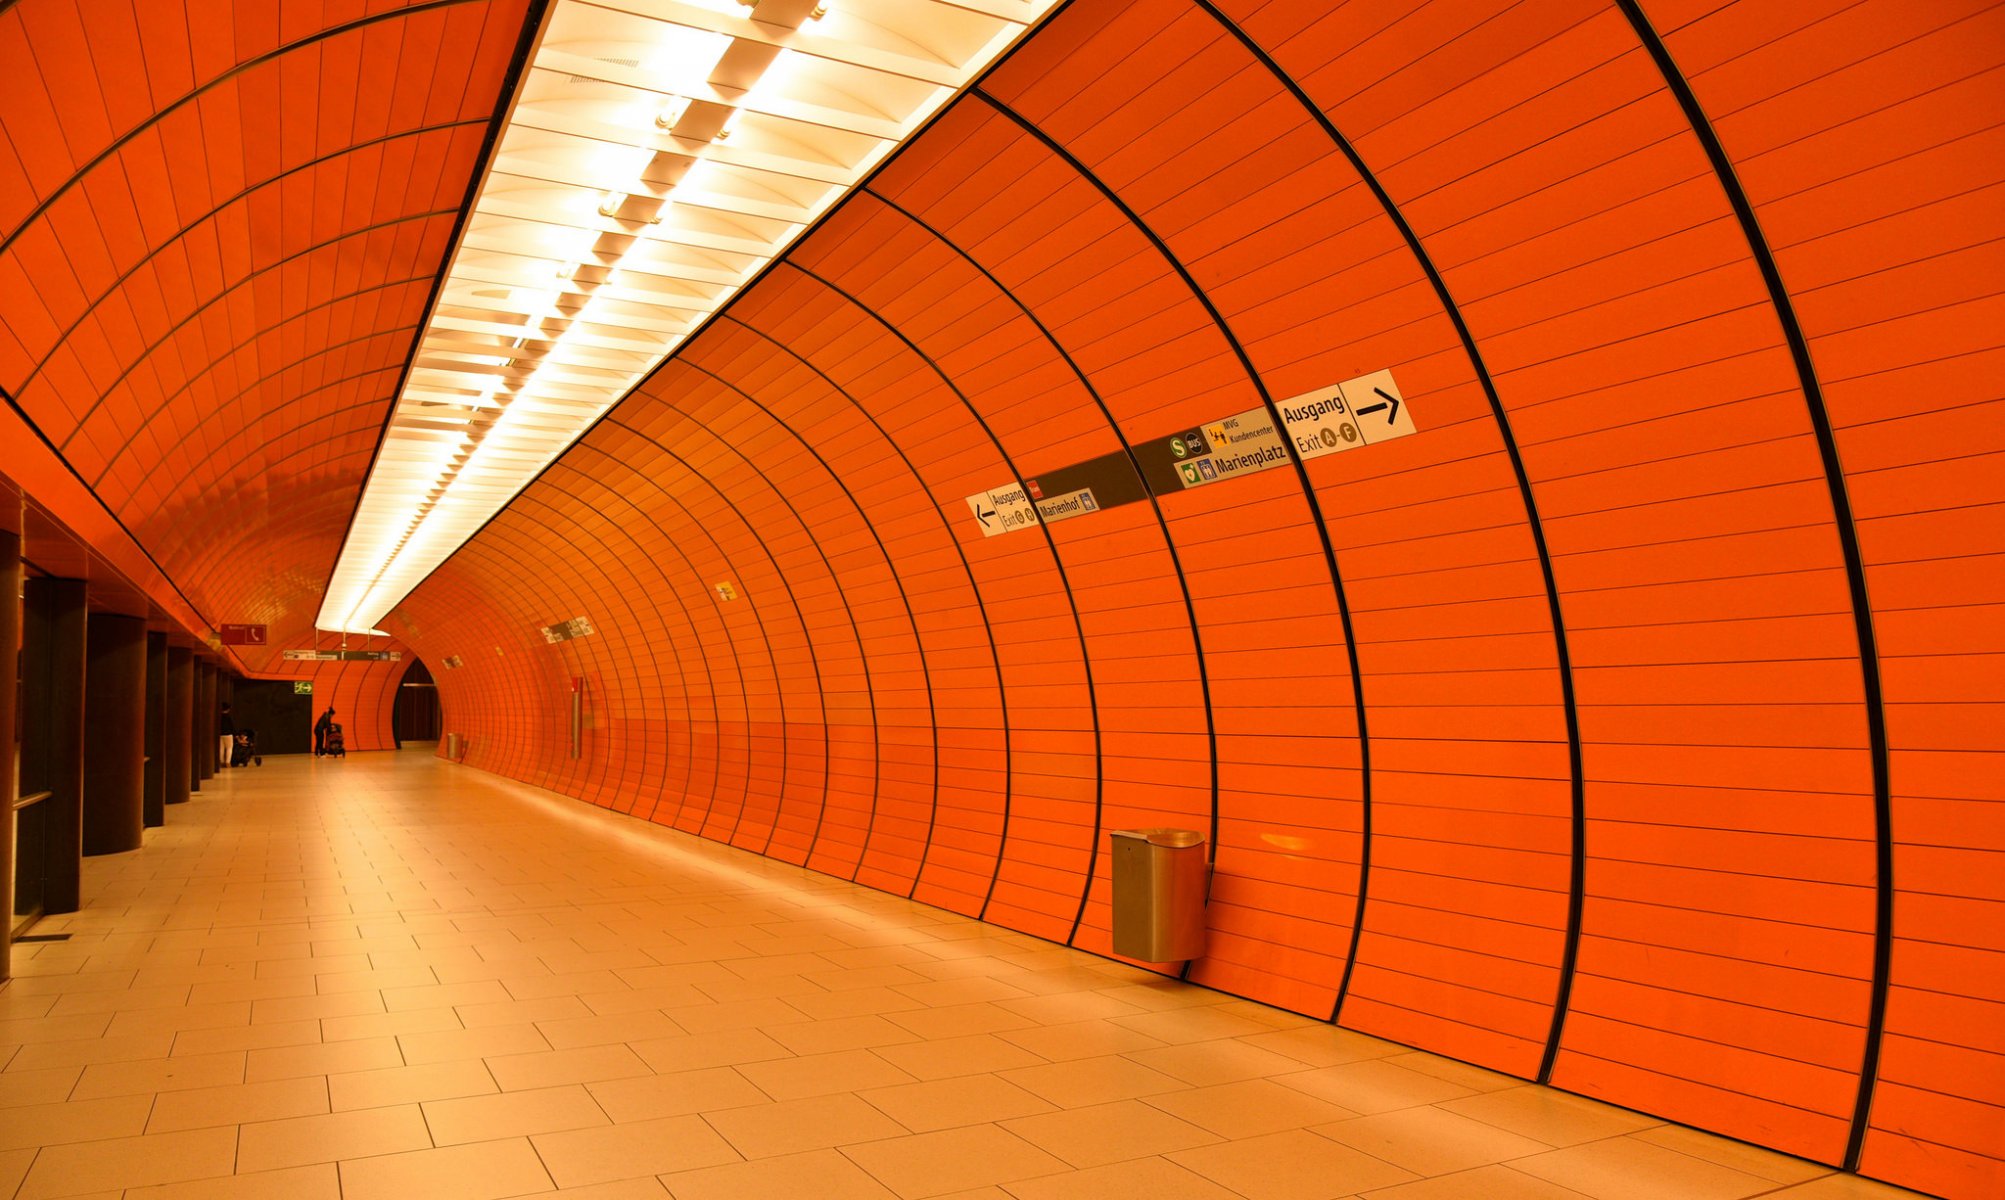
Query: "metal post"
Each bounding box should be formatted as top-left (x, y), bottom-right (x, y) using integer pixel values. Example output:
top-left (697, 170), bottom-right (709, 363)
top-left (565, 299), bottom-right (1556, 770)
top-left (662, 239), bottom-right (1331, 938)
top-left (570, 676), bottom-right (584, 760)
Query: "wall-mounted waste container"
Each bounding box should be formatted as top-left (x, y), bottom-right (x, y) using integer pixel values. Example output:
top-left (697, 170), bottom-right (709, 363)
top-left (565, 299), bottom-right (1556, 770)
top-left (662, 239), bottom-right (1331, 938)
top-left (1110, 828), bottom-right (1208, 962)
top-left (444, 732), bottom-right (462, 760)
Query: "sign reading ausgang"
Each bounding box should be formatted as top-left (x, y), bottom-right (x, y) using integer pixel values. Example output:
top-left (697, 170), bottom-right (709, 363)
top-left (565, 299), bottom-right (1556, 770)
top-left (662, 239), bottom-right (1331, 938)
top-left (1279, 369), bottom-right (1417, 460)
top-left (965, 483), bottom-right (1040, 537)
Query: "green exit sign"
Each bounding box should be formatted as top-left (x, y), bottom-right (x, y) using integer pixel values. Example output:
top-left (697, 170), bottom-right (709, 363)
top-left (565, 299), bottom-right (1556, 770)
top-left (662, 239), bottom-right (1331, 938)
top-left (293, 681), bottom-right (313, 695)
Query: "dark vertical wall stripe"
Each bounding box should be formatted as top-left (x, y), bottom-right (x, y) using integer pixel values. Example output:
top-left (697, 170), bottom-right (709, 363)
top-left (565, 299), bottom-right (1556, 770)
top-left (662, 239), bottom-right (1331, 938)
top-left (782, 263), bottom-right (1108, 930)
top-left (974, 90), bottom-right (1376, 978)
top-left (858, 186), bottom-right (1224, 953)
top-left (1188, 0), bottom-right (1587, 1054)
top-left (1612, 1), bottom-right (1893, 1163)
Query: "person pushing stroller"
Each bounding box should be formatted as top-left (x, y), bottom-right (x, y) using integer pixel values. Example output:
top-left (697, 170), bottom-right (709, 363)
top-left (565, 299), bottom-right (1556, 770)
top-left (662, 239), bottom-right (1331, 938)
top-left (314, 705), bottom-right (342, 757)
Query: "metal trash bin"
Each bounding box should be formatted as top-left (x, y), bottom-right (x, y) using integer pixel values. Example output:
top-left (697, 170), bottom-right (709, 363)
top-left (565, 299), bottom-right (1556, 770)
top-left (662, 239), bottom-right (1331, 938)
top-left (1110, 828), bottom-right (1208, 962)
top-left (444, 733), bottom-right (462, 760)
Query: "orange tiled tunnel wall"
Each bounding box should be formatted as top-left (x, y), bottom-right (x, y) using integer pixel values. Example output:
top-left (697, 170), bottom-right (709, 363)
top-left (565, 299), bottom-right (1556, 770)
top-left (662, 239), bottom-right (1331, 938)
top-left (385, 1), bottom-right (2005, 1195)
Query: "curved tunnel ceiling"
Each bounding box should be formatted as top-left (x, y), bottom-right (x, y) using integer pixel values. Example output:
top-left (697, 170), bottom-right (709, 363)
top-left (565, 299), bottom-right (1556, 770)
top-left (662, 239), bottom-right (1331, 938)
top-left (2, 1), bottom-right (2001, 1197)
top-left (0, 0), bottom-right (537, 664)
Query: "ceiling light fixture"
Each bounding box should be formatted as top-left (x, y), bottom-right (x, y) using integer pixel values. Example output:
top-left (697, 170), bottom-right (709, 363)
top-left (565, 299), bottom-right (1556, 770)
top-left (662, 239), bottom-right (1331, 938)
top-left (317, 0), bottom-right (1062, 635)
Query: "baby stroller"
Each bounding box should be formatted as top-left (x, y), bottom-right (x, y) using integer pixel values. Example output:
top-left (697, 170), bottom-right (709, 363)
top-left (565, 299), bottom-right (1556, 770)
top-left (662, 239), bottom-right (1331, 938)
top-left (230, 730), bottom-right (263, 767)
top-left (324, 723), bottom-right (347, 758)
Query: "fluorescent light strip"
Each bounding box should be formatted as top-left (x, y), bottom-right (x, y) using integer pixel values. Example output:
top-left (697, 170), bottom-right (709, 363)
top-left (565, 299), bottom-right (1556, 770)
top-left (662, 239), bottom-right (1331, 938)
top-left (318, 0), bottom-right (1061, 635)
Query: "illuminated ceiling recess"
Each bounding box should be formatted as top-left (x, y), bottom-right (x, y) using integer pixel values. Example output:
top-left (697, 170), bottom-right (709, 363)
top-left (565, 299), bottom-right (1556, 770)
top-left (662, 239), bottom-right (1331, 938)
top-left (317, 0), bottom-right (1062, 635)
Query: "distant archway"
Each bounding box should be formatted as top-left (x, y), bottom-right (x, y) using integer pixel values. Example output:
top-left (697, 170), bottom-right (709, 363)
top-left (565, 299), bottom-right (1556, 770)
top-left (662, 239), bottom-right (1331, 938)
top-left (391, 658), bottom-right (441, 748)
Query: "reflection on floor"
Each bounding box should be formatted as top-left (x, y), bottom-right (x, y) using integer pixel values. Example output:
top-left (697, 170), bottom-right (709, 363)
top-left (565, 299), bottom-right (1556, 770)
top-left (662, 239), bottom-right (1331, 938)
top-left (0, 753), bottom-right (1926, 1199)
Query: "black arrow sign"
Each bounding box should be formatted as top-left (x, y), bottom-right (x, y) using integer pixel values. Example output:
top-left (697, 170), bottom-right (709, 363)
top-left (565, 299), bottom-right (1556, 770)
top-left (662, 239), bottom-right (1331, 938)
top-left (1355, 388), bottom-right (1401, 425)
top-left (977, 504), bottom-right (995, 528)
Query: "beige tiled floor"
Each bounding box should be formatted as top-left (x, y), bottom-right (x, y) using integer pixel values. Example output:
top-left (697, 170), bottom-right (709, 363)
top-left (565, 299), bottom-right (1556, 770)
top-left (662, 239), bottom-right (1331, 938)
top-left (0, 754), bottom-right (1932, 1199)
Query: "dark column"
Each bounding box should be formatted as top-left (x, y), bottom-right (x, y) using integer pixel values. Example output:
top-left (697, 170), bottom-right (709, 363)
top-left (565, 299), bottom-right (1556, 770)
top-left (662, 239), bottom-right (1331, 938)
top-left (0, 526), bottom-right (20, 979)
top-left (196, 660), bottom-right (216, 781)
top-left (143, 632), bottom-right (167, 827)
top-left (83, 613), bottom-right (146, 855)
top-left (166, 646), bottom-right (192, 806)
top-left (23, 578), bottom-right (86, 914)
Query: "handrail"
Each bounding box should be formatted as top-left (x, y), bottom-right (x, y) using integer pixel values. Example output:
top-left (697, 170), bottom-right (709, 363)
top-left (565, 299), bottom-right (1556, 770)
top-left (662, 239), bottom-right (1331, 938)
top-left (13, 789), bottom-right (51, 812)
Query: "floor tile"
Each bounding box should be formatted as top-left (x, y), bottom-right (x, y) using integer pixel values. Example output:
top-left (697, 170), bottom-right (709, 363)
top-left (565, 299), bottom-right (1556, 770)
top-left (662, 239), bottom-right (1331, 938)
top-left (69, 1049), bottom-right (245, 1099)
top-left (1002, 1099), bottom-right (1221, 1167)
top-left (328, 1056), bottom-right (498, 1108)
top-left (486, 1042), bottom-right (652, 1090)
top-left (16, 1125), bottom-right (237, 1199)
top-left (999, 1156), bottom-right (1242, 1200)
top-left (740, 1048), bottom-right (917, 1100)
top-left (398, 1021), bottom-right (551, 1064)
top-left (883, 1002), bottom-right (1039, 1041)
top-left (765, 1013), bottom-right (920, 1054)
top-left (8, 1030), bottom-right (175, 1069)
top-left (338, 1136), bottom-right (554, 1200)
top-left (1439, 1085), bottom-right (1663, 1147)
top-left (659, 1147), bottom-right (900, 1200)
top-left (1109, 1006), bottom-right (1273, 1045)
top-left (170, 1019), bottom-right (320, 1056)
top-left (1629, 1125), bottom-right (1833, 1185)
top-left (533, 1180), bottom-right (668, 1198)
top-left (1122, 1038), bottom-right (1310, 1087)
top-left (1000, 1055), bottom-right (1187, 1108)
top-left (1237, 1026), bottom-right (1404, 1068)
top-left (532, 1114), bottom-right (742, 1187)
top-left (321, 1005), bottom-right (464, 1042)
top-left (1168, 1127), bottom-right (1420, 1199)
top-left (840, 1124), bottom-right (1070, 1198)
top-left (861, 1073), bottom-right (1056, 1131)
top-left (871, 1033), bottom-right (1045, 1080)
top-left (998, 1018), bottom-right (1167, 1063)
top-left (1275, 1057), bottom-right (1479, 1114)
top-left (1754, 1176), bottom-right (1926, 1199)
top-left (1359, 1164), bottom-right (1598, 1200)
top-left (994, 989), bottom-right (1147, 1025)
top-left (147, 1075), bottom-right (331, 1132)
top-left (0, 1065), bottom-right (82, 1108)
top-left (704, 1092), bottom-right (911, 1157)
top-left (587, 1065), bottom-right (772, 1122)
top-left (123, 1163), bottom-right (342, 1199)
top-left (535, 1007), bottom-right (682, 1049)
top-left (236, 1102), bottom-right (433, 1171)
top-left (245, 1034), bottom-right (402, 1081)
top-left (0, 1093), bottom-right (154, 1150)
top-left (1511, 1135), bottom-right (1779, 1200)
top-left (424, 1082), bottom-right (611, 1144)
top-left (1313, 1105), bottom-right (1551, 1175)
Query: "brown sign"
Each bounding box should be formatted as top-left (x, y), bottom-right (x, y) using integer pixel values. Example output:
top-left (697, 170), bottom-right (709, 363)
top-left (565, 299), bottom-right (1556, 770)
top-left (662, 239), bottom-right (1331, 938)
top-left (219, 623), bottom-right (268, 645)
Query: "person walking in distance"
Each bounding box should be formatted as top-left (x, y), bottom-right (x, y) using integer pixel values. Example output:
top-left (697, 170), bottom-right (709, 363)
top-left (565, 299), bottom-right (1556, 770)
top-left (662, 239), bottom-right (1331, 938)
top-left (314, 705), bottom-right (336, 757)
top-left (218, 702), bottom-right (236, 770)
